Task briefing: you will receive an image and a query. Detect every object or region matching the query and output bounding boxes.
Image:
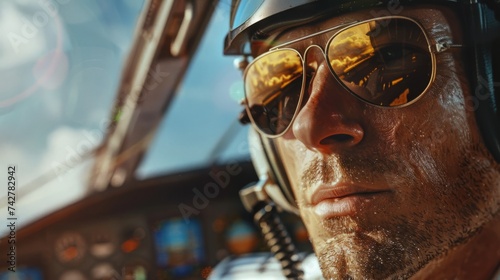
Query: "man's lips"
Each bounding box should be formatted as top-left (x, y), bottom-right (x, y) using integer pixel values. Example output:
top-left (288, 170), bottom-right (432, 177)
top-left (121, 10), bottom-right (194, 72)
top-left (310, 184), bottom-right (391, 218)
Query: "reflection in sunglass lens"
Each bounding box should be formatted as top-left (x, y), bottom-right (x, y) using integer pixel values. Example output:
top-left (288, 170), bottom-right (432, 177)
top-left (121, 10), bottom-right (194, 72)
top-left (328, 18), bottom-right (432, 106)
top-left (244, 49), bottom-right (303, 135)
top-left (244, 18), bottom-right (434, 136)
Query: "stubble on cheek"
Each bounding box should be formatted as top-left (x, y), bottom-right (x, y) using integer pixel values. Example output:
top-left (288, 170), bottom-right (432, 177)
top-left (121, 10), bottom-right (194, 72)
top-left (313, 94), bottom-right (498, 279)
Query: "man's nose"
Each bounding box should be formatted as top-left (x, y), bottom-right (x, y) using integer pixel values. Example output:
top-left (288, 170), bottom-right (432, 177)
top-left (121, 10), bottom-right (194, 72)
top-left (291, 46), bottom-right (364, 154)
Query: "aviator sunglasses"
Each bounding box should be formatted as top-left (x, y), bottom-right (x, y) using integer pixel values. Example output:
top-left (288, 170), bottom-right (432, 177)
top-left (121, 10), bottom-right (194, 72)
top-left (242, 16), bottom-right (461, 137)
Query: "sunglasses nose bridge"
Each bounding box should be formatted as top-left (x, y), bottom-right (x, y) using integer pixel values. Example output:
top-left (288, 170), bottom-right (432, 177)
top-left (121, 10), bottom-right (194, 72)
top-left (303, 44), bottom-right (327, 71)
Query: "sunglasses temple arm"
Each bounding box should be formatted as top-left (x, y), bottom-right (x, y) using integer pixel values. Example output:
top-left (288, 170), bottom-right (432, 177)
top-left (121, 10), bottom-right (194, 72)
top-left (434, 42), bottom-right (463, 53)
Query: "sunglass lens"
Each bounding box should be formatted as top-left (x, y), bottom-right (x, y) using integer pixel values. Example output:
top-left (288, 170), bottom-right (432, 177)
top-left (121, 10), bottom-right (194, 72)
top-left (328, 18), bottom-right (433, 106)
top-left (244, 49), bottom-right (303, 135)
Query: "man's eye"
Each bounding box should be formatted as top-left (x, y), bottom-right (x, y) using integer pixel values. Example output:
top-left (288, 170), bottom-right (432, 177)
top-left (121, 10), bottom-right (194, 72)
top-left (375, 45), bottom-right (428, 69)
top-left (377, 45), bottom-right (409, 61)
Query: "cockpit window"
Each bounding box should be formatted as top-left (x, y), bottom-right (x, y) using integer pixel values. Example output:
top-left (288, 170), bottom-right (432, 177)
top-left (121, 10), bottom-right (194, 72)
top-left (0, 0), bottom-right (145, 235)
top-left (136, 2), bottom-right (250, 179)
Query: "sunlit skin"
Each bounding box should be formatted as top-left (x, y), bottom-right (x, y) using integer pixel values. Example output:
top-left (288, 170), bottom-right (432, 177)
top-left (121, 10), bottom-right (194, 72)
top-left (251, 6), bottom-right (500, 279)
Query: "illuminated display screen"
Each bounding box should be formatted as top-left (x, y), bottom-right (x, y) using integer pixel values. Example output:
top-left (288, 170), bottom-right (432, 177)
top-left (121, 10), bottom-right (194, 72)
top-left (153, 218), bottom-right (205, 279)
top-left (0, 268), bottom-right (43, 280)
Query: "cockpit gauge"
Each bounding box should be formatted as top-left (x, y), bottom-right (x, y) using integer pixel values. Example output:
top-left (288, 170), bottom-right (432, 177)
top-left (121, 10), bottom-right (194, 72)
top-left (59, 270), bottom-right (87, 280)
top-left (54, 232), bottom-right (86, 264)
top-left (90, 233), bottom-right (116, 258)
top-left (121, 227), bottom-right (146, 254)
top-left (91, 263), bottom-right (120, 280)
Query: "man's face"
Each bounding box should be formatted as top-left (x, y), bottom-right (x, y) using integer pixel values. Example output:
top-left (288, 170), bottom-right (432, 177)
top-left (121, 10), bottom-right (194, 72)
top-left (252, 6), bottom-right (500, 279)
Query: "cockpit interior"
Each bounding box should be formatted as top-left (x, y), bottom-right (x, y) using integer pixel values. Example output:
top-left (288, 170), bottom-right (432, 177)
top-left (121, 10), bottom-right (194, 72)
top-left (0, 0), bottom-right (313, 279)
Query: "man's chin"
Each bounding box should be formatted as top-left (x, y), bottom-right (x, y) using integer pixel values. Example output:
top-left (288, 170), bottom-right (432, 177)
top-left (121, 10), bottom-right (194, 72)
top-left (314, 229), bottom-right (422, 279)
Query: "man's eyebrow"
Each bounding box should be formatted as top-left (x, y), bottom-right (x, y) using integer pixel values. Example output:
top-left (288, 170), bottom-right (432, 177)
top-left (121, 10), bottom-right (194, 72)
top-left (249, 16), bottom-right (329, 52)
top-left (250, 27), bottom-right (287, 51)
top-left (269, 20), bottom-right (358, 50)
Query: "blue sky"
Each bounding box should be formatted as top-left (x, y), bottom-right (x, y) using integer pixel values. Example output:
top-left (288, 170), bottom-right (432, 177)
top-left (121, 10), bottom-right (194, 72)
top-left (0, 0), bottom-right (249, 235)
top-left (0, 0), bottom-right (145, 235)
top-left (136, 2), bottom-right (250, 178)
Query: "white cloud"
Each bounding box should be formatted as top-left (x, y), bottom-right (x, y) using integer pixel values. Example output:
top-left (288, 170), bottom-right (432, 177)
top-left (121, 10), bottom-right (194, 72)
top-left (0, 161), bottom-right (91, 237)
top-left (0, 2), bottom-right (53, 68)
top-left (36, 126), bottom-right (101, 179)
top-left (0, 126), bottom-right (100, 237)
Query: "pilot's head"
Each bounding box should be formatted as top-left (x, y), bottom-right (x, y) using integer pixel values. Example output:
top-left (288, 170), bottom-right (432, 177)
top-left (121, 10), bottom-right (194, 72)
top-left (225, 1), bottom-right (500, 279)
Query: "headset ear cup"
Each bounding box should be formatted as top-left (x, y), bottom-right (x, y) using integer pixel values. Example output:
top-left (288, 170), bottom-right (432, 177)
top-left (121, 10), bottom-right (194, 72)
top-left (248, 128), bottom-right (273, 179)
top-left (248, 128), bottom-right (299, 214)
top-left (493, 35), bottom-right (500, 118)
top-left (485, 0), bottom-right (500, 21)
top-left (463, 2), bottom-right (500, 161)
top-left (483, 5), bottom-right (500, 159)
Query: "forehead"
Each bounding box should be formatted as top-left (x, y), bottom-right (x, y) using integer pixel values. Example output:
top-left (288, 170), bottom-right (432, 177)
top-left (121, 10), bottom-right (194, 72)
top-left (251, 5), bottom-right (460, 56)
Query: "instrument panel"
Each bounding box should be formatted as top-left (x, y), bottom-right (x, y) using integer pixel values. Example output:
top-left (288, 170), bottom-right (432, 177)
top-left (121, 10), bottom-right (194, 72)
top-left (0, 163), bottom-right (312, 279)
top-left (48, 215), bottom-right (151, 280)
top-left (0, 163), bottom-right (262, 280)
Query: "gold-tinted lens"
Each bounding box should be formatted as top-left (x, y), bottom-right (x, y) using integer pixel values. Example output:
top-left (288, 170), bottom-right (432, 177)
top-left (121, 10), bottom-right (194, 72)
top-left (328, 18), bottom-right (433, 106)
top-left (244, 49), bottom-right (303, 135)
